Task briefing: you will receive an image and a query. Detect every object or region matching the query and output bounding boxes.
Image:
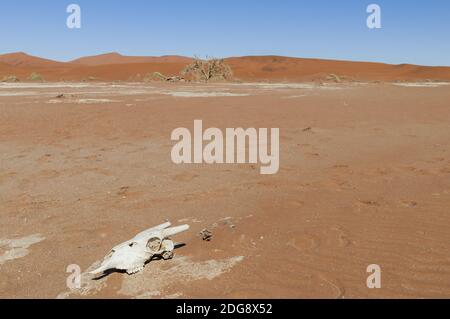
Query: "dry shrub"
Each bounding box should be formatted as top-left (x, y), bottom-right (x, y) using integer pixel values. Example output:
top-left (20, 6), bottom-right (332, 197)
top-left (143, 72), bottom-right (184, 83)
top-left (29, 72), bottom-right (43, 81)
top-left (181, 57), bottom-right (233, 82)
top-left (326, 74), bottom-right (341, 83)
top-left (144, 72), bottom-right (167, 82)
top-left (1, 75), bottom-right (19, 82)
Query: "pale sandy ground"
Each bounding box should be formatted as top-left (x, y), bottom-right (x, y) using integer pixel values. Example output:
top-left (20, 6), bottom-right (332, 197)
top-left (0, 82), bottom-right (450, 298)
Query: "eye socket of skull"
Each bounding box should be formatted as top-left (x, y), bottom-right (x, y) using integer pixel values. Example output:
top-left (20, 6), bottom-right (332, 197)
top-left (147, 237), bottom-right (162, 252)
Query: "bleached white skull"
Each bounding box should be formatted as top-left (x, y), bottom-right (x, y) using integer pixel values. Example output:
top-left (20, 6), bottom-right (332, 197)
top-left (90, 222), bottom-right (189, 275)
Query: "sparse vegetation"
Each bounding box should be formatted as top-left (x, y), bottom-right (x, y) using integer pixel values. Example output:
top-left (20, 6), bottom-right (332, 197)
top-left (143, 72), bottom-right (184, 83)
top-left (326, 73), bottom-right (341, 83)
top-left (82, 76), bottom-right (98, 82)
top-left (144, 72), bottom-right (167, 82)
top-left (1, 75), bottom-right (19, 82)
top-left (29, 72), bottom-right (43, 81)
top-left (181, 57), bottom-right (233, 82)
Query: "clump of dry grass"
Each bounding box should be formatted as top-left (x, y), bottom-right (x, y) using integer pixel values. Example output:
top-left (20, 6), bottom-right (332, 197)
top-left (326, 74), bottom-right (341, 83)
top-left (1, 75), bottom-right (19, 82)
top-left (181, 57), bottom-right (233, 82)
top-left (143, 72), bottom-right (184, 83)
top-left (29, 72), bottom-right (43, 81)
top-left (144, 72), bottom-right (167, 82)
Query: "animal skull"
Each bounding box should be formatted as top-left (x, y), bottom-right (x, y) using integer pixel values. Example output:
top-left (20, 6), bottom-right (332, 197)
top-left (90, 222), bottom-right (189, 275)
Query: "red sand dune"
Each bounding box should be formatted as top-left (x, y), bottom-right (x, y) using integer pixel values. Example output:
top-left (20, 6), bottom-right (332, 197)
top-left (0, 52), bottom-right (70, 68)
top-left (70, 52), bottom-right (193, 66)
top-left (62, 62), bottom-right (192, 81)
top-left (225, 56), bottom-right (450, 82)
top-left (0, 52), bottom-right (75, 80)
top-left (1, 52), bottom-right (450, 82)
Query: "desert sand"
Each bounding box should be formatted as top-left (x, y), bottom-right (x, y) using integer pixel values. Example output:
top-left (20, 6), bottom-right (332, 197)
top-left (0, 53), bottom-right (450, 298)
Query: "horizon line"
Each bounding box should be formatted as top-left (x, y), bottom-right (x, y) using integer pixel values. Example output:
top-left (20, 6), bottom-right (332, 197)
top-left (1, 51), bottom-right (450, 68)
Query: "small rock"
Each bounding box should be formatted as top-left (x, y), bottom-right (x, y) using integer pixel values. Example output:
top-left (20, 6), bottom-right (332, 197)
top-left (199, 229), bottom-right (213, 241)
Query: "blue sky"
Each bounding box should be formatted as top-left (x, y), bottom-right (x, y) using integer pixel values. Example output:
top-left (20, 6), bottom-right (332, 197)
top-left (0, 0), bottom-right (449, 66)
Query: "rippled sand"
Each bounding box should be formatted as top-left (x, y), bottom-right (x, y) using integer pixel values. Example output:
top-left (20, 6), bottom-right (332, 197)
top-left (1, 82), bottom-right (450, 298)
